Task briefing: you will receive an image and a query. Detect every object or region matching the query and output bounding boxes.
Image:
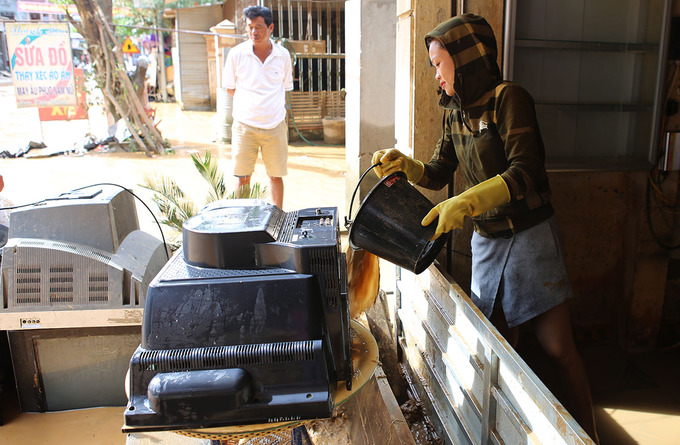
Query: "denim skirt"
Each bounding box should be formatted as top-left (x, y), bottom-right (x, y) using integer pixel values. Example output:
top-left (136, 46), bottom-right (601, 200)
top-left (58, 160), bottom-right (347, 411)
top-left (470, 215), bottom-right (573, 328)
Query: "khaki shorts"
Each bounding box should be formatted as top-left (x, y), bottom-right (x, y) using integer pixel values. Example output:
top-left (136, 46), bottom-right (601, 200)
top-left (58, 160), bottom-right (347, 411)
top-left (231, 120), bottom-right (288, 177)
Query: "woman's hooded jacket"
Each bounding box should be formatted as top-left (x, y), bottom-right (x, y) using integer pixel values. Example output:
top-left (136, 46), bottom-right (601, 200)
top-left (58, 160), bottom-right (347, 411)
top-left (420, 14), bottom-right (553, 224)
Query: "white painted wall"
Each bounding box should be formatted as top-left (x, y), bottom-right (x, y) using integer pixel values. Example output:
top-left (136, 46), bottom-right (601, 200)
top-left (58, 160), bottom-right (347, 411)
top-left (344, 0), bottom-right (397, 219)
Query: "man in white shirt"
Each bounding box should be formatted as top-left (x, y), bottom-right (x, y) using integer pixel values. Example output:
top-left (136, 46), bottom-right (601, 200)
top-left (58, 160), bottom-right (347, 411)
top-left (223, 5), bottom-right (294, 209)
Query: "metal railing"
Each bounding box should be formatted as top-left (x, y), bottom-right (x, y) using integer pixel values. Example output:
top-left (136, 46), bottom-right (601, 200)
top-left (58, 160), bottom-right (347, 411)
top-left (396, 265), bottom-right (595, 445)
top-left (263, 0), bottom-right (345, 93)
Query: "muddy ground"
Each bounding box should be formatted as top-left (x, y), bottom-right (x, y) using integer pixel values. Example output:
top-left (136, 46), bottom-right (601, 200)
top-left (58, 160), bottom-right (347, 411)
top-left (0, 82), bottom-right (348, 242)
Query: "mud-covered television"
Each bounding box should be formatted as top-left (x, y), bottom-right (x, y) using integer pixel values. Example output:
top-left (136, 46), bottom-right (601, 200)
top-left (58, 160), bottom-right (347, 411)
top-left (0, 185), bottom-right (169, 412)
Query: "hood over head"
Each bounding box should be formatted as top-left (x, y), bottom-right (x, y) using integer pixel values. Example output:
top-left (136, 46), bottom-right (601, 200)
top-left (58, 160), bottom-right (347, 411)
top-left (424, 14), bottom-right (502, 109)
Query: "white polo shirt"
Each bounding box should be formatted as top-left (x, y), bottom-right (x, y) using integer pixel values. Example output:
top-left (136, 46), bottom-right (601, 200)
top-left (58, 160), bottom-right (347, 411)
top-left (223, 39), bottom-right (294, 129)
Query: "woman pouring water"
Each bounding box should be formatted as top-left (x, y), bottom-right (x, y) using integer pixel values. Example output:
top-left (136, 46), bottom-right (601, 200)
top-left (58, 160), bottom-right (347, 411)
top-left (372, 14), bottom-right (599, 443)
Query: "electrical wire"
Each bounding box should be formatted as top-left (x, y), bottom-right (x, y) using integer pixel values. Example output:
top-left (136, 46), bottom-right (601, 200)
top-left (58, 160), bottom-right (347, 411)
top-left (450, 246), bottom-right (472, 258)
top-left (646, 169), bottom-right (680, 250)
top-left (0, 183), bottom-right (170, 260)
top-left (646, 55), bottom-right (680, 249)
top-left (286, 91), bottom-right (322, 146)
top-left (74, 183), bottom-right (170, 259)
top-left (0, 199), bottom-right (49, 211)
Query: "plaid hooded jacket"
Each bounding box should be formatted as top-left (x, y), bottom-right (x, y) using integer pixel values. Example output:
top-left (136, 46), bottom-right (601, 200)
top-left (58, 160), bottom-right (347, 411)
top-left (421, 14), bottom-right (553, 227)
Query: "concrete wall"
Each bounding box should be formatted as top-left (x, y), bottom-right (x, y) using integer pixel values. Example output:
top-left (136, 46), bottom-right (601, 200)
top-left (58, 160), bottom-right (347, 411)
top-left (551, 170), bottom-right (678, 351)
top-left (344, 0), bottom-right (397, 217)
top-left (394, 1), bottom-right (450, 207)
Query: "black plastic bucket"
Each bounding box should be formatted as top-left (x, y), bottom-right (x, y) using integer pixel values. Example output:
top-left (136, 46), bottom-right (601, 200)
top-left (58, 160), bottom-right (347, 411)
top-left (347, 169), bottom-right (447, 274)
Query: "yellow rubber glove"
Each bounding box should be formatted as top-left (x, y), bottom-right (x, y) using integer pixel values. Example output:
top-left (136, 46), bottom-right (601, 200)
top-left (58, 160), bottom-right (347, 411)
top-left (372, 148), bottom-right (425, 183)
top-left (421, 175), bottom-right (511, 240)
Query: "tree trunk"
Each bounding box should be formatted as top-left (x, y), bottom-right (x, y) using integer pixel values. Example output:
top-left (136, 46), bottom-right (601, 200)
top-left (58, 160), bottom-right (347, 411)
top-left (68, 0), bottom-right (167, 156)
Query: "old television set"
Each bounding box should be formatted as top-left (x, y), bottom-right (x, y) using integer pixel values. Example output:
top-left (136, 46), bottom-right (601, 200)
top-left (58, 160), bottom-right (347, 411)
top-left (123, 200), bottom-right (352, 432)
top-left (0, 185), bottom-right (168, 412)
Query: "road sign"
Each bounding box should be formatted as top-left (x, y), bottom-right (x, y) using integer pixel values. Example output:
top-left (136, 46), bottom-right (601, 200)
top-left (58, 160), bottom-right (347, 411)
top-left (122, 37), bottom-right (139, 54)
top-left (39, 68), bottom-right (88, 121)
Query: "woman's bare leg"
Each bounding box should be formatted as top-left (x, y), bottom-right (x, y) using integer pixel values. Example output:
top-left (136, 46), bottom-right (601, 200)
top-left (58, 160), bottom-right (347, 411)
top-left (533, 302), bottom-right (599, 443)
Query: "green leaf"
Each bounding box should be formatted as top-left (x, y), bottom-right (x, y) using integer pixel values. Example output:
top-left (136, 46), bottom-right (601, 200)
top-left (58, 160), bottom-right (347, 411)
top-left (139, 150), bottom-right (269, 247)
